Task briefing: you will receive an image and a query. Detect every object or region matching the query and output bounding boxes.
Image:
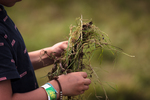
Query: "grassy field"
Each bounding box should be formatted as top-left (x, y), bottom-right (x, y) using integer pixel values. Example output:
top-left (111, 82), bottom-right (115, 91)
top-left (5, 0), bottom-right (150, 100)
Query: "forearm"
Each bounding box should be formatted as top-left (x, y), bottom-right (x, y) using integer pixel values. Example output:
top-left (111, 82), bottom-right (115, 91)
top-left (29, 47), bottom-right (55, 70)
top-left (29, 41), bottom-right (68, 70)
top-left (0, 72), bottom-right (91, 100)
top-left (12, 80), bottom-right (60, 100)
top-left (12, 87), bottom-right (47, 100)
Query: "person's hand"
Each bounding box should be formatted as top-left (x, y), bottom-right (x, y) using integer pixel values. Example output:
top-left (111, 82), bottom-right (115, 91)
top-left (58, 72), bottom-right (91, 96)
top-left (51, 41), bottom-right (68, 57)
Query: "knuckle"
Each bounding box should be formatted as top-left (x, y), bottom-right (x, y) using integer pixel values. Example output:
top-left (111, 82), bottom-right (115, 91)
top-left (88, 79), bottom-right (91, 84)
top-left (85, 86), bottom-right (89, 90)
top-left (81, 91), bottom-right (85, 94)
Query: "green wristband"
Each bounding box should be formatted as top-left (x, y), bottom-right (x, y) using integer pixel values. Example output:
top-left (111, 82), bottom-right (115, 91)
top-left (42, 84), bottom-right (57, 100)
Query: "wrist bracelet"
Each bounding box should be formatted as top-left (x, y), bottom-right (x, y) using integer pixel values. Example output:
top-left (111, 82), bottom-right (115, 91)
top-left (47, 83), bottom-right (58, 93)
top-left (53, 76), bottom-right (62, 100)
top-left (41, 83), bottom-right (57, 100)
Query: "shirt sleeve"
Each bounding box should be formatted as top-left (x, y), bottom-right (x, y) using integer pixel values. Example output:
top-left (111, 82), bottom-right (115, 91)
top-left (0, 31), bottom-right (20, 82)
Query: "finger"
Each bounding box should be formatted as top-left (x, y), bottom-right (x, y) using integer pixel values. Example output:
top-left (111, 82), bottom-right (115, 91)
top-left (84, 79), bottom-right (91, 85)
top-left (62, 41), bottom-right (68, 49)
top-left (63, 41), bottom-right (68, 44)
top-left (83, 85), bottom-right (89, 90)
top-left (80, 90), bottom-right (85, 94)
top-left (62, 41), bottom-right (68, 45)
top-left (80, 72), bottom-right (88, 78)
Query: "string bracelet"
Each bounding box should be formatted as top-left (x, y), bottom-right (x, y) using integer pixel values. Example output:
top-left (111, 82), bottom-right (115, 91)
top-left (53, 76), bottom-right (63, 100)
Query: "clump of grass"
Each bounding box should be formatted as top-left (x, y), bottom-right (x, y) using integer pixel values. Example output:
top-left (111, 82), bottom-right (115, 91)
top-left (48, 16), bottom-right (112, 77)
top-left (44, 16), bottom-right (134, 100)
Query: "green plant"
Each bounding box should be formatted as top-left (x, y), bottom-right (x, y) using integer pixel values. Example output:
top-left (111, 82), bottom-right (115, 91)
top-left (42, 16), bottom-right (134, 100)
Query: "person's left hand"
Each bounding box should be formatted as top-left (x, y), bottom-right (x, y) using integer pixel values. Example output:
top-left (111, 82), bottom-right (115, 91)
top-left (50, 41), bottom-right (68, 57)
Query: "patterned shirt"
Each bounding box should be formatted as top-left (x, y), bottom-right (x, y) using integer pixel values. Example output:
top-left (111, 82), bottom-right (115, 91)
top-left (0, 5), bottom-right (38, 93)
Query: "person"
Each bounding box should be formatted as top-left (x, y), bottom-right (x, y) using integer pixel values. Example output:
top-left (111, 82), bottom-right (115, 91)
top-left (0, 0), bottom-right (91, 100)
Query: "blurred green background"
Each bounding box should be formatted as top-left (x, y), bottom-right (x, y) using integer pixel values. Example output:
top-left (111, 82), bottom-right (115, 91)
top-left (5, 0), bottom-right (150, 100)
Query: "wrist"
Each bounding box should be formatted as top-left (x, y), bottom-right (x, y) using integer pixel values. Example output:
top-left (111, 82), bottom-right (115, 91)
top-left (53, 76), bottom-right (63, 100)
top-left (39, 48), bottom-right (55, 66)
top-left (40, 47), bottom-right (52, 59)
top-left (49, 80), bottom-right (60, 99)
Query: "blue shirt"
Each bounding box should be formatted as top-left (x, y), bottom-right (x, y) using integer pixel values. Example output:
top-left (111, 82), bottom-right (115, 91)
top-left (0, 5), bottom-right (38, 93)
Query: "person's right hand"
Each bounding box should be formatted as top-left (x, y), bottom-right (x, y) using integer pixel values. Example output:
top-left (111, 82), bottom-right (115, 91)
top-left (49, 72), bottom-right (91, 98)
top-left (58, 72), bottom-right (91, 96)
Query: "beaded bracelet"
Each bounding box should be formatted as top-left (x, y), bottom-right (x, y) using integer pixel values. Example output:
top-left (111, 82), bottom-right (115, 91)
top-left (41, 83), bottom-right (57, 100)
top-left (53, 76), bottom-right (63, 100)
